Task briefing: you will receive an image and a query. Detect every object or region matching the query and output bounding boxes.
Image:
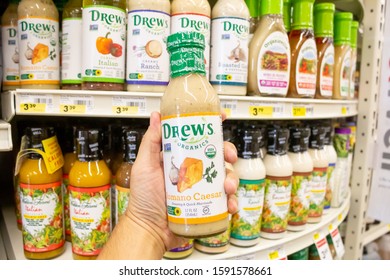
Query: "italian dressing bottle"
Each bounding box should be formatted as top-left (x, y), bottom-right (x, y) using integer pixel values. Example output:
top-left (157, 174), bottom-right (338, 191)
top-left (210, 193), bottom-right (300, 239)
top-left (248, 0), bottom-right (290, 97)
top-left (171, 0), bottom-right (211, 80)
top-left (349, 21), bottom-right (359, 100)
top-left (210, 0), bottom-right (250, 96)
top-left (323, 125), bottom-right (337, 214)
top-left (69, 129), bottom-right (112, 260)
top-left (161, 32), bottom-right (228, 238)
top-left (261, 127), bottom-right (292, 239)
top-left (1, 0), bottom-right (19, 90)
top-left (126, 0), bottom-right (170, 93)
top-left (287, 127), bottom-right (313, 231)
top-left (287, 0), bottom-right (317, 98)
top-left (307, 125), bottom-right (328, 223)
top-left (313, 3), bottom-right (335, 99)
top-left (231, 126), bottom-right (266, 247)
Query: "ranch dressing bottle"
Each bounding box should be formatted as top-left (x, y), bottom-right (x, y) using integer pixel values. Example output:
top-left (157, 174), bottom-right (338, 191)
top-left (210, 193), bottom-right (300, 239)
top-left (287, 127), bottom-right (313, 231)
top-left (231, 126), bottom-right (266, 247)
top-left (161, 32), bottom-right (228, 238)
top-left (171, 0), bottom-right (211, 80)
top-left (126, 0), bottom-right (170, 93)
top-left (210, 0), bottom-right (250, 96)
top-left (323, 125), bottom-right (337, 214)
top-left (261, 127), bottom-right (292, 239)
top-left (247, 0), bottom-right (290, 97)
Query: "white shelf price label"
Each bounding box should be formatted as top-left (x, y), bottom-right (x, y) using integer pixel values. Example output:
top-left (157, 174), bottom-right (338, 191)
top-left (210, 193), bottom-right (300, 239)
top-left (221, 100), bottom-right (237, 118)
top-left (20, 93), bottom-right (54, 113)
top-left (292, 104), bottom-right (314, 117)
top-left (249, 102), bottom-right (284, 118)
top-left (329, 223), bottom-right (345, 258)
top-left (313, 232), bottom-right (333, 260)
top-left (268, 246), bottom-right (287, 260)
top-left (112, 96), bottom-right (146, 115)
top-left (59, 95), bottom-right (94, 114)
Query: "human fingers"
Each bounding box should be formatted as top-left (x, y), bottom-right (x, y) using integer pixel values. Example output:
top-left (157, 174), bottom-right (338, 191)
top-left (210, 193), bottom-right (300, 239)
top-left (224, 141), bottom-right (238, 165)
top-left (228, 193), bottom-right (238, 214)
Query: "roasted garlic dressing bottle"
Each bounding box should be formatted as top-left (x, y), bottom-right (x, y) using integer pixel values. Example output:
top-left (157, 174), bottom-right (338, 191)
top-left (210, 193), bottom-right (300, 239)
top-left (332, 12), bottom-right (353, 100)
top-left (248, 0), bottom-right (290, 97)
top-left (18, 0), bottom-right (60, 89)
top-left (210, 0), bottom-right (250, 96)
top-left (19, 127), bottom-right (65, 259)
top-left (323, 125), bottom-right (337, 214)
top-left (82, 0), bottom-right (126, 91)
top-left (313, 3), bottom-right (335, 99)
top-left (171, 0), bottom-right (211, 79)
top-left (161, 32), bottom-right (228, 238)
top-left (261, 127), bottom-right (292, 239)
top-left (61, 0), bottom-right (82, 89)
top-left (1, 0), bottom-right (20, 90)
top-left (287, 127), bottom-right (313, 231)
top-left (287, 0), bottom-right (317, 98)
top-left (231, 126), bottom-right (266, 247)
top-left (307, 125), bottom-right (328, 223)
top-left (283, 0), bottom-right (291, 34)
top-left (349, 21), bottom-right (359, 100)
top-left (126, 0), bottom-right (170, 93)
top-left (245, 0), bottom-right (259, 42)
top-left (163, 240), bottom-right (194, 259)
top-left (69, 129), bottom-right (112, 260)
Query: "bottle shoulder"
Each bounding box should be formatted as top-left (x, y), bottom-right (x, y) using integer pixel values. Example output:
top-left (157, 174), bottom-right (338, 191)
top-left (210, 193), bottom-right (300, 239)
top-left (128, 0), bottom-right (170, 13)
top-left (211, 0), bottom-right (249, 19)
top-left (171, 0), bottom-right (210, 16)
top-left (233, 157), bottom-right (266, 180)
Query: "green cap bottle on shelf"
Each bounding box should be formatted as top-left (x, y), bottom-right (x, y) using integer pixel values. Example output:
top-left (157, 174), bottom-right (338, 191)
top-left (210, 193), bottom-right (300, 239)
top-left (291, 0), bottom-right (315, 30)
top-left (246, 0), bottom-right (260, 18)
top-left (260, 0), bottom-right (283, 16)
top-left (334, 12), bottom-right (353, 46)
top-left (314, 3), bottom-right (335, 38)
top-left (351, 20), bottom-right (359, 49)
top-left (283, 0), bottom-right (292, 32)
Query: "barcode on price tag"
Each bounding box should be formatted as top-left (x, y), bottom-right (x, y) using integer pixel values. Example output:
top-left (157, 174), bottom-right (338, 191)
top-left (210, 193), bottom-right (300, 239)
top-left (268, 246), bottom-right (287, 260)
top-left (329, 224), bottom-right (345, 259)
top-left (221, 100), bottom-right (237, 117)
top-left (292, 104), bottom-right (314, 117)
top-left (112, 96), bottom-right (146, 115)
top-left (313, 232), bottom-right (333, 260)
top-left (249, 102), bottom-right (284, 117)
top-left (20, 94), bottom-right (54, 113)
top-left (60, 95), bottom-right (94, 114)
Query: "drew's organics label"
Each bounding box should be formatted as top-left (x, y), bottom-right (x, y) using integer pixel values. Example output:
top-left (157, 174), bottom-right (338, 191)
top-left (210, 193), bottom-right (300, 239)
top-left (62, 18), bottom-right (82, 84)
top-left (309, 167), bottom-right (327, 218)
top-left (162, 114), bottom-right (227, 224)
top-left (1, 25), bottom-right (20, 86)
top-left (257, 31), bottom-right (290, 95)
top-left (20, 181), bottom-right (64, 252)
top-left (296, 39), bottom-right (317, 96)
top-left (69, 185), bottom-right (111, 256)
top-left (231, 179), bottom-right (265, 240)
top-left (82, 6), bottom-right (126, 83)
top-left (340, 49), bottom-right (352, 98)
top-left (127, 10), bottom-right (170, 86)
top-left (288, 172), bottom-right (311, 226)
top-left (210, 17), bottom-right (249, 86)
top-left (261, 177), bottom-right (292, 233)
top-left (115, 185), bottom-right (130, 224)
top-left (320, 45), bottom-right (334, 97)
top-left (18, 17), bottom-right (59, 85)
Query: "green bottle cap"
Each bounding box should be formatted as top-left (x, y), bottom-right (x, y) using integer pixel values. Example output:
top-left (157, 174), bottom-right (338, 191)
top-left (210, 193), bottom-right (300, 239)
top-left (334, 12), bottom-right (353, 46)
top-left (167, 32), bottom-right (206, 78)
top-left (291, 0), bottom-right (315, 30)
top-left (351, 20), bottom-right (359, 49)
top-left (283, 0), bottom-right (292, 32)
top-left (314, 3), bottom-right (335, 37)
top-left (10, 0), bottom-right (19, 4)
top-left (246, 0), bottom-right (259, 18)
top-left (260, 0), bottom-right (283, 17)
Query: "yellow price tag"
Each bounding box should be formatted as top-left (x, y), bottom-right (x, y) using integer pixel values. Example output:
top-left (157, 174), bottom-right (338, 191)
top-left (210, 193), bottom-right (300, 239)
top-left (60, 104), bottom-right (86, 114)
top-left (113, 106), bottom-right (139, 115)
top-left (341, 106), bottom-right (348, 115)
top-left (268, 251), bottom-right (280, 260)
top-left (41, 136), bottom-right (64, 174)
top-left (338, 214), bottom-right (343, 221)
top-left (314, 232), bottom-right (321, 240)
top-left (329, 223), bottom-right (334, 231)
top-left (223, 108), bottom-right (232, 117)
top-left (292, 106), bottom-right (306, 117)
top-left (249, 106), bottom-right (273, 117)
top-left (20, 103), bottom-right (46, 113)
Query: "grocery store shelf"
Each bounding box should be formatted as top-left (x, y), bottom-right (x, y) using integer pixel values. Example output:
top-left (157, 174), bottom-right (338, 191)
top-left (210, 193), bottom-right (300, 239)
top-left (363, 223), bottom-right (390, 246)
top-left (1, 89), bottom-right (358, 121)
top-left (0, 121), bottom-right (12, 151)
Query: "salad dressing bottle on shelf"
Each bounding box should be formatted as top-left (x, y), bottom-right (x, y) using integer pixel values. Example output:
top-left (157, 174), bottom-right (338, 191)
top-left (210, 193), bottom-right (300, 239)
top-left (287, 127), bottom-right (313, 231)
top-left (210, 0), bottom-right (250, 96)
top-left (247, 0), bottom-right (290, 97)
top-left (287, 0), bottom-right (317, 99)
top-left (313, 3), bottom-right (335, 99)
top-left (161, 32), bottom-right (228, 238)
top-left (194, 225), bottom-right (230, 253)
top-left (126, 0), bottom-right (170, 93)
top-left (349, 21), bottom-right (359, 100)
top-left (323, 125), bottom-right (337, 214)
top-left (1, 0), bottom-right (19, 90)
top-left (163, 240), bottom-right (194, 259)
top-left (69, 128), bottom-right (112, 260)
top-left (245, 0), bottom-right (260, 42)
top-left (230, 126), bottom-right (266, 247)
top-left (332, 12), bottom-right (353, 100)
top-left (283, 0), bottom-right (291, 34)
top-left (260, 127), bottom-right (292, 239)
top-left (171, 0), bottom-right (211, 79)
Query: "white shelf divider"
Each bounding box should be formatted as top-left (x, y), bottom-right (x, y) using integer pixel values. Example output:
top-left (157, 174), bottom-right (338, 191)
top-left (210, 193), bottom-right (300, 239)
top-left (0, 121), bottom-right (12, 151)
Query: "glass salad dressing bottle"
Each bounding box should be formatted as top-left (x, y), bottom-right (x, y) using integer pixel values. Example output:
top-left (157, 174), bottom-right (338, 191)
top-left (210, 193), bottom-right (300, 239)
top-left (171, 0), bottom-right (211, 79)
top-left (161, 32), bottom-right (228, 238)
top-left (247, 0), bottom-right (290, 97)
top-left (210, 0), bottom-right (250, 96)
top-left (323, 125), bottom-right (337, 214)
top-left (126, 0), bottom-right (170, 93)
top-left (1, 0), bottom-right (20, 90)
top-left (69, 128), bottom-right (112, 260)
top-left (231, 126), bottom-right (266, 247)
top-left (349, 21), bottom-right (359, 100)
top-left (261, 127), bottom-right (292, 239)
top-left (332, 12), bottom-right (353, 100)
top-left (287, 127), bottom-right (313, 231)
top-left (194, 224), bottom-right (230, 253)
top-left (287, 0), bottom-right (317, 98)
top-left (18, 0), bottom-right (60, 89)
top-left (313, 3), bottom-right (335, 99)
